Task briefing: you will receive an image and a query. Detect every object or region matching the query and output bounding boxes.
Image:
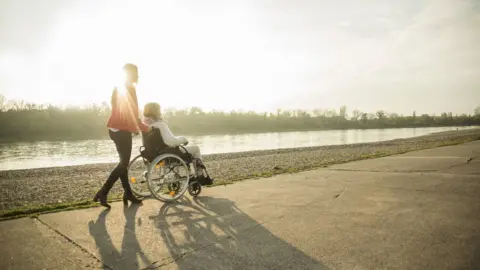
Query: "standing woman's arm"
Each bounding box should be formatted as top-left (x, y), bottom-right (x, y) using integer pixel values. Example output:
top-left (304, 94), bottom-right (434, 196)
top-left (111, 88), bottom-right (118, 109)
top-left (129, 89), bottom-right (149, 132)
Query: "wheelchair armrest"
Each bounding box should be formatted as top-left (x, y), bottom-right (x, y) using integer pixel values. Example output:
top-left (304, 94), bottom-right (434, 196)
top-left (176, 146), bottom-right (194, 163)
top-left (179, 145), bottom-right (189, 154)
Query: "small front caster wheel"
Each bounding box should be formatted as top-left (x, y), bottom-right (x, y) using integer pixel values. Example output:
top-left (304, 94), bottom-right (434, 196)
top-left (188, 181), bottom-right (202, 197)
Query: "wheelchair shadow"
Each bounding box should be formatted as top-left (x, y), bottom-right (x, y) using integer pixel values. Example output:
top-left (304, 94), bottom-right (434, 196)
top-left (148, 196), bottom-right (328, 270)
top-left (88, 205), bottom-right (151, 270)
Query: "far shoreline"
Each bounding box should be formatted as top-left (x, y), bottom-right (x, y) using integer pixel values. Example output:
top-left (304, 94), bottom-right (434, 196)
top-left (0, 124), bottom-right (478, 145)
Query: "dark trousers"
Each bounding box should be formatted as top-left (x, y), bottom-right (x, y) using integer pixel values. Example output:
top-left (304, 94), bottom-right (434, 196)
top-left (101, 130), bottom-right (133, 195)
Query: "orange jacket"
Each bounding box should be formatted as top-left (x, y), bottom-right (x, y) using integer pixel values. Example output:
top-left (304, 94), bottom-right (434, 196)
top-left (106, 86), bottom-right (148, 133)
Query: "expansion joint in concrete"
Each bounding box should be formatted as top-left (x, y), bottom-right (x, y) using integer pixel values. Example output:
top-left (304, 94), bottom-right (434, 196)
top-left (33, 216), bottom-right (110, 270)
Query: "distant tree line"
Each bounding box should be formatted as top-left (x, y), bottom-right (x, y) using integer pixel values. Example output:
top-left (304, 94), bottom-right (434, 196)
top-left (0, 95), bottom-right (479, 142)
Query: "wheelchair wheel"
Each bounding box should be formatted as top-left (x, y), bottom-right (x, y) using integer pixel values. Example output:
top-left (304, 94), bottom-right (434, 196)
top-left (147, 153), bottom-right (190, 202)
top-left (188, 180), bottom-right (202, 197)
top-left (127, 154), bottom-right (152, 197)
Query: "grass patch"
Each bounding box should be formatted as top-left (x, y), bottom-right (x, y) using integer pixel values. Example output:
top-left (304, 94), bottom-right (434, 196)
top-left (0, 195), bottom-right (124, 221)
top-left (0, 200), bottom-right (96, 221)
top-left (1, 136), bottom-right (478, 220)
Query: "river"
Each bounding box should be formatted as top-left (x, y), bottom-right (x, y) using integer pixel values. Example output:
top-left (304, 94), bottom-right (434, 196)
top-left (0, 126), bottom-right (477, 171)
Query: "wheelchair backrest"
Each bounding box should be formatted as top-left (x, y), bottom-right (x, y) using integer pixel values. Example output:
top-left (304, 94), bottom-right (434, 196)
top-left (142, 127), bottom-right (168, 160)
top-left (141, 127), bottom-right (194, 164)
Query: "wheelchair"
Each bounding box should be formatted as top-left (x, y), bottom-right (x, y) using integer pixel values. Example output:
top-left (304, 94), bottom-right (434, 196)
top-left (127, 128), bottom-right (214, 202)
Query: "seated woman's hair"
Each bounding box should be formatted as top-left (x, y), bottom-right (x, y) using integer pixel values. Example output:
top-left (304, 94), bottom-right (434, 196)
top-left (143, 102), bottom-right (162, 120)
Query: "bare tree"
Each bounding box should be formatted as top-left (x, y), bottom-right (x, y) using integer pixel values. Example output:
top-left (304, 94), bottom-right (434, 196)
top-left (276, 109), bottom-right (282, 117)
top-left (339, 105), bottom-right (348, 119)
top-left (475, 106), bottom-right (480, 116)
top-left (324, 109), bottom-right (337, 118)
top-left (376, 110), bottom-right (386, 120)
top-left (351, 109), bottom-right (362, 121)
top-left (312, 109), bottom-right (323, 117)
top-left (361, 113), bottom-right (368, 123)
top-left (189, 106), bottom-right (204, 116)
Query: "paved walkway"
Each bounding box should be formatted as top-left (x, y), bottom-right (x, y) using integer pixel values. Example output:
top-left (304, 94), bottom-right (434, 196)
top-left (1, 141), bottom-right (479, 270)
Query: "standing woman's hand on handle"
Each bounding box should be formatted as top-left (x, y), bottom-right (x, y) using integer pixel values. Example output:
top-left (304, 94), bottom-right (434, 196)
top-left (135, 116), bottom-right (150, 134)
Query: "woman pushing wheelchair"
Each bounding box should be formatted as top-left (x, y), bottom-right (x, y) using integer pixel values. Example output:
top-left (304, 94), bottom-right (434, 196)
top-left (94, 63), bottom-right (213, 208)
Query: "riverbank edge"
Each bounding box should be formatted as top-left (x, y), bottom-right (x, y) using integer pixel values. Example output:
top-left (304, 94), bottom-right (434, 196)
top-left (1, 125), bottom-right (478, 145)
top-left (2, 127), bottom-right (479, 174)
top-left (1, 132), bottom-right (479, 220)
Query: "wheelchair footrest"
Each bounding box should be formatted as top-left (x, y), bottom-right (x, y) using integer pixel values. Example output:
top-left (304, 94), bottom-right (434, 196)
top-left (191, 175), bottom-right (214, 186)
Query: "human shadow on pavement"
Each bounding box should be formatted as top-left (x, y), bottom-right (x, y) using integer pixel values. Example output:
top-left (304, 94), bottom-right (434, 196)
top-left (88, 205), bottom-right (151, 270)
top-left (148, 196), bottom-right (328, 270)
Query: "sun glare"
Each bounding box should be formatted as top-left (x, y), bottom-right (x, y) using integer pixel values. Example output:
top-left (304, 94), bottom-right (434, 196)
top-left (2, 1), bottom-right (292, 113)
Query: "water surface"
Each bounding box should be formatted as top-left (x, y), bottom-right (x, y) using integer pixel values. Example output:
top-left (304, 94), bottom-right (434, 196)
top-left (0, 126), bottom-right (476, 171)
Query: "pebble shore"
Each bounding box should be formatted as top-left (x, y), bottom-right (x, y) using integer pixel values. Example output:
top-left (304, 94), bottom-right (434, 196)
top-left (1, 129), bottom-right (479, 212)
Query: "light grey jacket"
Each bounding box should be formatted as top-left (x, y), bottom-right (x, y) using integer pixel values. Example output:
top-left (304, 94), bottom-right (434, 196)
top-left (143, 117), bottom-right (187, 147)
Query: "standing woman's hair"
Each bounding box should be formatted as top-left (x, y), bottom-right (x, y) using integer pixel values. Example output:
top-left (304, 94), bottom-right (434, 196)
top-left (111, 63), bottom-right (139, 108)
top-left (123, 63), bottom-right (139, 84)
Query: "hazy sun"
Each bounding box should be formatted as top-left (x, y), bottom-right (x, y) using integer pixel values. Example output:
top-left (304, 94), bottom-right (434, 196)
top-left (6, 1), bottom-right (294, 112)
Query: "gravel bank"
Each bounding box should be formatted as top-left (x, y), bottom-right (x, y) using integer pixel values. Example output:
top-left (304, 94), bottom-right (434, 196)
top-left (1, 129), bottom-right (479, 212)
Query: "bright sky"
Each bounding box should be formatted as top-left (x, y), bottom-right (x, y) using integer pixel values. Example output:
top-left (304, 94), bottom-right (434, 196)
top-left (0, 0), bottom-right (479, 115)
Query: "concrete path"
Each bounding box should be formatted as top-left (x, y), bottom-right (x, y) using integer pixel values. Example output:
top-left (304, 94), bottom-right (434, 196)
top-left (1, 141), bottom-right (479, 270)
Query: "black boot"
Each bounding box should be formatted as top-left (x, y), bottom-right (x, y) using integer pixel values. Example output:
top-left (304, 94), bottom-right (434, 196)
top-left (123, 191), bottom-right (143, 206)
top-left (93, 187), bottom-right (111, 209)
top-left (120, 173), bottom-right (142, 206)
top-left (95, 164), bottom-right (123, 208)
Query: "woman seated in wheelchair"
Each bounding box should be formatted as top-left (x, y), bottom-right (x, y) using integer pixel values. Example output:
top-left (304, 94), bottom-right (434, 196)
top-left (142, 102), bottom-right (214, 185)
